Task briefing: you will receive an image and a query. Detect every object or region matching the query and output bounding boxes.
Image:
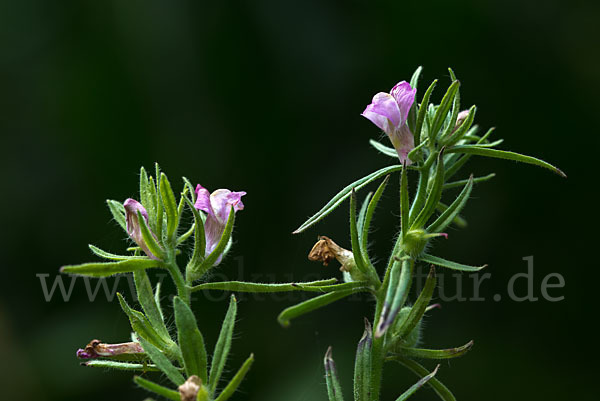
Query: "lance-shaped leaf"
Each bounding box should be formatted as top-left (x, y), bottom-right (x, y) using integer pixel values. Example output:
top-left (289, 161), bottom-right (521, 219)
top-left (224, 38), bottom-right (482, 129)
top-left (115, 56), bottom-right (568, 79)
top-left (411, 150), bottom-right (445, 230)
top-left (134, 375), bottom-right (180, 401)
top-left (408, 67), bottom-right (423, 132)
top-left (400, 162), bottom-right (409, 239)
top-left (369, 139), bottom-right (398, 158)
top-left (173, 296), bottom-right (208, 382)
top-left (191, 280), bottom-right (366, 294)
top-left (391, 356), bottom-right (456, 401)
top-left (155, 282), bottom-right (165, 321)
top-left (414, 79), bottom-right (438, 148)
top-left (159, 172), bottom-right (179, 242)
top-left (442, 173), bottom-right (494, 190)
top-left (183, 195), bottom-right (206, 271)
top-left (134, 270), bottom-right (170, 340)
top-left (443, 127), bottom-right (494, 180)
top-left (117, 293), bottom-right (173, 352)
top-left (440, 83), bottom-right (461, 141)
top-left (83, 360), bottom-right (161, 372)
top-left (214, 353), bottom-right (254, 401)
top-left (395, 267), bottom-right (436, 341)
top-left (106, 199), bottom-right (127, 231)
top-left (191, 205), bottom-right (235, 278)
top-left (60, 259), bottom-right (159, 277)
top-left (395, 364), bottom-right (440, 401)
top-left (350, 190), bottom-right (369, 276)
top-left (354, 319), bottom-right (373, 401)
top-left (376, 259), bottom-right (413, 338)
top-left (446, 145), bottom-right (566, 177)
top-left (293, 164), bottom-right (404, 234)
top-left (137, 336), bottom-right (185, 386)
top-left (357, 191), bottom-right (373, 244)
top-left (429, 81), bottom-right (460, 141)
top-left (137, 210), bottom-right (166, 260)
top-left (324, 347), bottom-right (345, 401)
top-left (428, 176), bottom-right (473, 233)
top-left (209, 295), bottom-right (237, 394)
top-left (140, 167), bottom-right (157, 223)
top-left (88, 244), bottom-right (148, 261)
top-left (362, 175), bottom-right (390, 253)
top-left (435, 203), bottom-right (467, 228)
top-left (398, 340), bottom-right (473, 360)
top-left (420, 253), bottom-right (486, 272)
top-left (278, 287), bottom-right (368, 327)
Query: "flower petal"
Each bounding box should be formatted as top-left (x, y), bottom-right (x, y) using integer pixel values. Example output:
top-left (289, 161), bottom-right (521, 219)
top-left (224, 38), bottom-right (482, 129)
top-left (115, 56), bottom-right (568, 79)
top-left (362, 92), bottom-right (402, 130)
top-left (194, 185), bottom-right (213, 215)
top-left (209, 189), bottom-right (246, 223)
top-left (389, 124), bottom-right (415, 165)
top-left (390, 81), bottom-right (416, 124)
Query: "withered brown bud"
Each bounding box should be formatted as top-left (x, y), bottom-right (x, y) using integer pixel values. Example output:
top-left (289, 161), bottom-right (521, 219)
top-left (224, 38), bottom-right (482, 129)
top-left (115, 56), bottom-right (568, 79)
top-left (76, 339), bottom-right (144, 359)
top-left (308, 236), bottom-right (356, 273)
top-left (178, 375), bottom-right (201, 401)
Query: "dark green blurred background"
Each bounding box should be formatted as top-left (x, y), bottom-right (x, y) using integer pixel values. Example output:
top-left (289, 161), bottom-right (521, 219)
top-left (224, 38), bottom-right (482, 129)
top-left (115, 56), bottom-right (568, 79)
top-left (0, 0), bottom-right (596, 400)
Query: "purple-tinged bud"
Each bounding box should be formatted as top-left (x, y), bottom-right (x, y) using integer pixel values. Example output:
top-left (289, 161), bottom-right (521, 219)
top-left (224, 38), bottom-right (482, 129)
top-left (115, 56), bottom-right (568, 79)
top-left (76, 339), bottom-right (145, 360)
top-left (194, 185), bottom-right (246, 265)
top-left (362, 81), bottom-right (417, 165)
top-left (123, 198), bottom-right (159, 259)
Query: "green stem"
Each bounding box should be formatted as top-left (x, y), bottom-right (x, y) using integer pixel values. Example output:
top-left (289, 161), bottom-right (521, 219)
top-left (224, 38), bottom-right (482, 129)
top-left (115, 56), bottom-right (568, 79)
top-left (409, 152), bottom-right (437, 225)
top-left (164, 252), bottom-right (190, 306)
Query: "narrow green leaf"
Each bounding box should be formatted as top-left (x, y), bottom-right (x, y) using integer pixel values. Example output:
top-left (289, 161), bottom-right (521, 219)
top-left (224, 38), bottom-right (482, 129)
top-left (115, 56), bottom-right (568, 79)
top-left (400, 163), bottom-right (409, 239)
top-left (160, 172), bottom-right (179, 241)
top-left (106, 199), bottom-right (127, 231)
top-left (324, 347), bottom-right (345, 401)
top-left (137, 336), bottom-right (185, 386)
top-left (409, 66), bottom-right (423, 90)
top-left (209, 294), bottom-right (238, 393)
top-left (88, 244), bottom-right (148, 261)
top-left (430, 81), bottom-right (460, 141)
top-left (435, 203), bottom-right (467, 228)
top-left (443, 173), bottom-right (495, 190)
top-left (182, 176), bottom-right (196, 201)
top-left (362, 175), bottom-right (390, 253)
top-left (446, 146), bottom-right (566, 177)
top-left (350, 190), bottom-right (369, 276)
top-left (420, 253), bottom-right (486, 272)
top-left (183, 195), bottom-right (206, 277)
top-left (293, 164), bottom-right (404, 234)
top-left (173, 296), bottom-right (208, 382)
top-left (354, 319), bottom-right (373, 401)
top-left (398, 340), bottom-right (473, 359)
top-left (60, 259), bottom-right (159, 277)
top-left (414, 80), bottom-right (438, 147)
top-left (440, 81), bottom-right (460, 141)
top-left (357, 191), bottom-right (373, 244)
top-left (83, 360), bottom-right (160, 372)
top-left (154, 164), bottom-right (164, 239)
top-left (192, 205), bottom-right (235, 277)
top-left (137, 210), bottom-right (166, 260)
top-left (191, 279), bottom-right (355, 293)
top-left (428, 176), bottom-right (473, 233)
top-left (278, 288), bottom-right (367, 327)
top-left (134, 375), bottom-right (180, 401)
top-left (376, 259), bottom-right (413, 337)
top-left (411, 150), bottom-right (445, 230)
top-left (391, 356), bottom-right (456, 401)
top-left (408, 67), bottom-right (423, 132)
top-left (394, 364), bottom-right (439, 401)
top-left (134, 270), bottom-right (170, 339)
top-left (140, 166), bottom-right (157, 223)
top-left (117, 293), bottom-right (173, 352)
top-left (154, 282), bottom-right (164, 322)
top-left (396, 267), bottom-right (436, 339)
top-left (214, 354), bottom-right (254, 401)
top-left (443, 127), bottom-right (495, 181)
top-left (369, 139), bottom-right (398, 158)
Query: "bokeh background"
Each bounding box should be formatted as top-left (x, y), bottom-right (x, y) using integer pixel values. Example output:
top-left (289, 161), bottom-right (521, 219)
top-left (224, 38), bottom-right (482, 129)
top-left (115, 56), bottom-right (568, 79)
top-left (1, 0), bottom-right (596, 400)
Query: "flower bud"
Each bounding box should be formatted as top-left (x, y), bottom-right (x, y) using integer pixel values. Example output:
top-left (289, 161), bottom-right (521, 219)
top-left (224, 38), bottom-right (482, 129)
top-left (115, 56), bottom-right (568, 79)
top-left (390, 306), bottom-right (423, 349)
top-left (402, 229), bottom-right (447, 257)
top-left (124, 198), bottom-right (160, 259)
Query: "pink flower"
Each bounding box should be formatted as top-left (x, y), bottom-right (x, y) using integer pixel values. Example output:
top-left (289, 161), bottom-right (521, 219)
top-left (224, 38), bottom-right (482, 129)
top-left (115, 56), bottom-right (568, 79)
top-left (194, 185), bottom-right (246, 264)
top-left (123, 198), bottom-right (158, 259)
top-left (362, 81), bottom-right (417, 164)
